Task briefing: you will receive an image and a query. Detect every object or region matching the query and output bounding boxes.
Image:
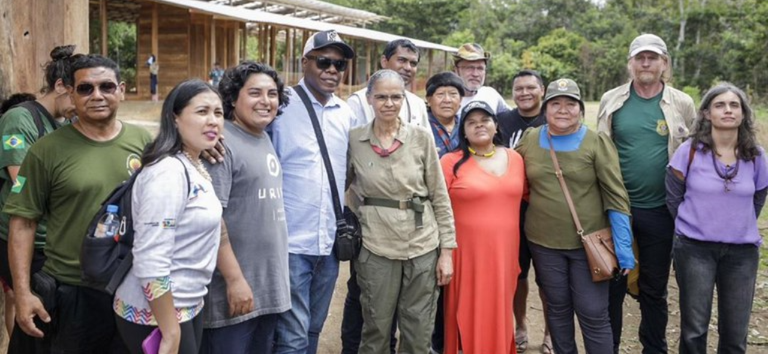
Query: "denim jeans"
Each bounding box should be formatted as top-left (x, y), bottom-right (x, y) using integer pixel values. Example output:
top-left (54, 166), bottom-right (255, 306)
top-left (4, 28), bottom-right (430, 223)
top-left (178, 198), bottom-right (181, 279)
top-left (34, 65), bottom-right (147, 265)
top-left (529, 242), bottom-right (613, 354)
top-left (274, 253), bottom-right (339, 354)
top-left (674, 235), bottom-right (759, 354)
top-left (341, 262), bottom-right (397, 354)
top-left (609, 206), bottom-right (674, 354)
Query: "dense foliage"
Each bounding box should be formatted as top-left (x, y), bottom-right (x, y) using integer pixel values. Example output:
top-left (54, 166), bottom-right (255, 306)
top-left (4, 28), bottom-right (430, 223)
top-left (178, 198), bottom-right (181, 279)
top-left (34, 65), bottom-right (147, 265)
top-left (330, 0), bottom-right (768, 102)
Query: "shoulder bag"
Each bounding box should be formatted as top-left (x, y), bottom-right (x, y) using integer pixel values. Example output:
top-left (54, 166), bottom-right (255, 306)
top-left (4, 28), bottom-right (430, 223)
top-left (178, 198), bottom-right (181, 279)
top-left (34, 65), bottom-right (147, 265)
top-left (292, 85), bottom-right (361, 261)
top-left (546, 132), bottom-right (618, 282)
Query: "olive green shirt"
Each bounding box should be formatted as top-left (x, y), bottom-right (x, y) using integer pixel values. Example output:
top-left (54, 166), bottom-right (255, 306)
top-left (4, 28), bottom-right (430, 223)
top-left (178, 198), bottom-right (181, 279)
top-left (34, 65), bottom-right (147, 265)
top-left (347, 120), bottom-right (456, 260)
top-left (0, 105), bottom-right (58, 247)
top-left (3, 123), bottom-right (152, 285)
top-left (515, 126), bottom-right (630, 250)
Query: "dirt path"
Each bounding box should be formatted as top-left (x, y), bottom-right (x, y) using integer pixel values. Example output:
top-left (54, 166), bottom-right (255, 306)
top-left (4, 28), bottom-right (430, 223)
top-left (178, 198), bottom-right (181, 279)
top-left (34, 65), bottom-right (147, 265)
top-left (1, 102), bottom-right (764, 353)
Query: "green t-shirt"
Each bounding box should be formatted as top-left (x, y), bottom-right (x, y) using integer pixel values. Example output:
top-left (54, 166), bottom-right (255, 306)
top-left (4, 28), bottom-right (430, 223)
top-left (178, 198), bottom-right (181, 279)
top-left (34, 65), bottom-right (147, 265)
top-left (3, 123), bottom-right (152, 285)
top-left (611, 87), bottom-right (668, 208)
top-left (515, 126), bottom-right (630, 250)
top-left (0, 105), bottom-right (58, 247)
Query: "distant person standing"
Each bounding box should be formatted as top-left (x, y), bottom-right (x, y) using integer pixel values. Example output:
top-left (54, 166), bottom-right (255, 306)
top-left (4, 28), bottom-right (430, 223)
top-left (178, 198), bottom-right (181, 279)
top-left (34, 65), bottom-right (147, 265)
top-left (148, 54), bottom-right (159, 102)
top-left (210, 62), bottom-right (225, 88)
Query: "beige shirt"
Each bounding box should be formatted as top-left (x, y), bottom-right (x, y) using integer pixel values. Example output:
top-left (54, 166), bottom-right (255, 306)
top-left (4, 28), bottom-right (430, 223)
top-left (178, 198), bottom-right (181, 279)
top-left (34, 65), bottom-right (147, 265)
top-left (347, 120), bottom-right (456, 260)
top-left (597, 81), bottom-right (696, 159)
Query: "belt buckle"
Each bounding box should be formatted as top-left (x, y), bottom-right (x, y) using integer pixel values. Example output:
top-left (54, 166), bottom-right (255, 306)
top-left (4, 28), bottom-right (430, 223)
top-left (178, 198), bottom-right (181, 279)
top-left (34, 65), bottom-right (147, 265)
top-left (399, 199), bottom-right (410, 210)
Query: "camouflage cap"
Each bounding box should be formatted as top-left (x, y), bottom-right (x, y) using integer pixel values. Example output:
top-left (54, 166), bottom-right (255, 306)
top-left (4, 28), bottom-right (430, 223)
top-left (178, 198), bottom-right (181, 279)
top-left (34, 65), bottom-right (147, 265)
top-left (452, 43), bottom-right (491, 62)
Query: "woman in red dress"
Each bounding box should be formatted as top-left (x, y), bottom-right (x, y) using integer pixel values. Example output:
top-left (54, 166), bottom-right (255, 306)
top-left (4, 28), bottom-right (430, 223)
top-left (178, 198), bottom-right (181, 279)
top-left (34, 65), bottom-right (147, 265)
top-left (441, 101), bottom-right (526, 354)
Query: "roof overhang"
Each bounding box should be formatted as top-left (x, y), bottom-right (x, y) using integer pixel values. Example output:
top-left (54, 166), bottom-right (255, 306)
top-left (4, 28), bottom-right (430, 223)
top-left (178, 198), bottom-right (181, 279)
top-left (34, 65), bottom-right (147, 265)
top-left (153, 0), bottom-right (457, 53)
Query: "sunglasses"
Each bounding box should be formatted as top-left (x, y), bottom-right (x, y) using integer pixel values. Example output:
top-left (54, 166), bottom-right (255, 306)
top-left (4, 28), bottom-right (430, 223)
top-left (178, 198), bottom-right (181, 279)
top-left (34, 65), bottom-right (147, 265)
top-left (306, 55), bottom-right (348, 71)
top-left (75, 82), bottom-right (118, 96)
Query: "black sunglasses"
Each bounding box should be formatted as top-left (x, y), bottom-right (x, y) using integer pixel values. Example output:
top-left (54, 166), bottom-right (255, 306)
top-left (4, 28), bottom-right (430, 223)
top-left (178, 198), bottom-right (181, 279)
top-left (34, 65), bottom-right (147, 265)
top-left (306, 55), bottom-right (348, 71)
top-left (75, 82), bottom-right (118, 96)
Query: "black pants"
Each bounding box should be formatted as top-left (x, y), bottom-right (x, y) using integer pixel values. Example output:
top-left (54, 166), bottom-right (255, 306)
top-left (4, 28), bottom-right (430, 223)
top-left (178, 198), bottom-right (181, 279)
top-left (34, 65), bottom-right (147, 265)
top-left (0, 238), bottom-right (47, 287)
top-left (1, 239), bottom-right (48, 354)
top-left (609, 206), bottom-right (674, 354)
top-left (116, 314), bottom-right (203, 354)
top-left (340, 262), bottom-right (397, 354)
top-left (10, 282), bottom-right (128, 354)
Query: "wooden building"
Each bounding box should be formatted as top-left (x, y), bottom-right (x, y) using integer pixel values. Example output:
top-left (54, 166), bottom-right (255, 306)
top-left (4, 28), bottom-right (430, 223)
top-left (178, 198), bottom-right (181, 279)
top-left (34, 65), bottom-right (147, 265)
top-left (0, 0), bottom-right (89, 99)
top-left (2, 0), bottom-right (455, 101)
top-left (134, 2), bottom-right (247, 99)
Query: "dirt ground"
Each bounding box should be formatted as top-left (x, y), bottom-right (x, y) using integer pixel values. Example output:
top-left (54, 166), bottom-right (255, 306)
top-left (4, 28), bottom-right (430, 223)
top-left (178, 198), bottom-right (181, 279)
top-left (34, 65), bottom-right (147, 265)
top-left (0, 100), bottom-right (766, 353)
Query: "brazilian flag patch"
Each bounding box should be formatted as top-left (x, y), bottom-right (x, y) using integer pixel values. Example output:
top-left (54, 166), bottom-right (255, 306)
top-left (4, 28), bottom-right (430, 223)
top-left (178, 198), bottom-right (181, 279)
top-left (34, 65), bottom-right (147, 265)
top-left (11, 176), bottom-right (26, 194)
top-left (3, 135), bottom-right (26, 150)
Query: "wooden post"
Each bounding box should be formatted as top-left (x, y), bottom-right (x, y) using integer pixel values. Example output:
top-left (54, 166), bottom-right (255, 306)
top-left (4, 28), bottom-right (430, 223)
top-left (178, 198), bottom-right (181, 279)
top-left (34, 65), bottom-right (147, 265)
top-left (151, 3), bottom-right (159, 58)
top-left (427, 49), bottom-right (434, 81)
top-left (269, 26), bottom-right (277, 67)
top-left (211, 19), bottom-right (217, 67)
top-left (100, 0), bottom-right (108, 56)
top-left (347, 39), bottom-right (353, 97)
top-left (365, 40), bottom-right (371, 81)
top-left (233, 23), bottom-right (241, 64)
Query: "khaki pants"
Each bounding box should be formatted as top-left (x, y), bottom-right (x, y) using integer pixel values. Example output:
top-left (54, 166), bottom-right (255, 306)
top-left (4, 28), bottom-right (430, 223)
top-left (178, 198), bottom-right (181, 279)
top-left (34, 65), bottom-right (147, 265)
top-left (355, 247), bottom-right (439, 354)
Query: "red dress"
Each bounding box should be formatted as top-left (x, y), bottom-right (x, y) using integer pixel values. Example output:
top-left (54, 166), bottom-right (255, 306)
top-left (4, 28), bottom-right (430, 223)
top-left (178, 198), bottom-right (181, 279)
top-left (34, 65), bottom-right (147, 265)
top-left (440, 148), bottom-right (525, 354)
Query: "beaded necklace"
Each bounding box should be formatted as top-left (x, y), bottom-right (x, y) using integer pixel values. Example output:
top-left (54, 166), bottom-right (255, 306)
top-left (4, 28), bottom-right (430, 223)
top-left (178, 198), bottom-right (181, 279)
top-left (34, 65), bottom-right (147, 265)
top-left (711, 151), bottom-right (739, 192)
top-left (182, 151), bottom-right (212, 182)
top-left (468, 145), bottom-right (496, 158)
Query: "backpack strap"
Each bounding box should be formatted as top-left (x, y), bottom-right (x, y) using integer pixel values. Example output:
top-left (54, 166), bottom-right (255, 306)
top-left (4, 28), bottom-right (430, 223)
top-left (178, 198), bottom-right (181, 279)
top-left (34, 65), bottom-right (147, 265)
top-left (685, 143), bottom-right (695, 179)
top-left (104, 156), bottom-right (191, 294)
top-left (16, 101), bottom-right (59, 139)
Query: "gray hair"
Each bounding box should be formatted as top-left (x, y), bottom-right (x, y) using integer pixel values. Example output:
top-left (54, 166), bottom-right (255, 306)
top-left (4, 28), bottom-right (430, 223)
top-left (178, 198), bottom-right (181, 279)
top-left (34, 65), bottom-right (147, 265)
top-left (365, 69), bottom-right (404, 96)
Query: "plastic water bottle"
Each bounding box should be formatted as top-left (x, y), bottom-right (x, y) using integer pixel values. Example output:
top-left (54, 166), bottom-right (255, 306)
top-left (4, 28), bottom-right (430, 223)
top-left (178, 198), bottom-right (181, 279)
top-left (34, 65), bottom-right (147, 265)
top-left (94, 204), bottom-right (120, 239)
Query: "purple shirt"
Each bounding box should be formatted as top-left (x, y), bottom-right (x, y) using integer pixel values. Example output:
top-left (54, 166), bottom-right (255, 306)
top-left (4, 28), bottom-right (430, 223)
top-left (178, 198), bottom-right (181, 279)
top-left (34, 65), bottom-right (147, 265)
top-left (669, 140), bottom-right (768, 245)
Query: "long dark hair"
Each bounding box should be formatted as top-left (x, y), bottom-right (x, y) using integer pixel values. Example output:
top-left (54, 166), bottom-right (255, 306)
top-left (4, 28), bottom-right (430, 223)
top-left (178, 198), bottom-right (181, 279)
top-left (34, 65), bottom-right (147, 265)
top-left (690, 82), bottom-right (759, 161)
top-left (452, 110), bottom-right (504, 177)
top-left (141, 79), bottom-right (221, 166)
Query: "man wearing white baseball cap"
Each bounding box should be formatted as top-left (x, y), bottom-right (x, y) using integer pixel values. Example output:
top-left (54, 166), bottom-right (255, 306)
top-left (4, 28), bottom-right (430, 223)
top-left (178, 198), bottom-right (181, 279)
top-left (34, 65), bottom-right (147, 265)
top-left (269, 29), bottom-right (357, 354)
top-left (597, 33), bottom-right (696, 354)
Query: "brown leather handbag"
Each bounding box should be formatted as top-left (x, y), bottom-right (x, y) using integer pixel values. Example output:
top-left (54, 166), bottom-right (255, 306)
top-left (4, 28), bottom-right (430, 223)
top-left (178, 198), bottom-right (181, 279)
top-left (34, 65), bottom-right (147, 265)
top-left (547, 133), bottom-right (619, 282)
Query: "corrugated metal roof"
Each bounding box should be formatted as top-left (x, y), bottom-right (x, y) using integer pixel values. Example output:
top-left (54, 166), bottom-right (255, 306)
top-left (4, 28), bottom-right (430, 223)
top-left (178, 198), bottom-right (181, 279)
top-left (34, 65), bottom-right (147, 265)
top-left (153, 0), bottom-right (457, 52)
top-left (205, 0), bottom-right (388, 25)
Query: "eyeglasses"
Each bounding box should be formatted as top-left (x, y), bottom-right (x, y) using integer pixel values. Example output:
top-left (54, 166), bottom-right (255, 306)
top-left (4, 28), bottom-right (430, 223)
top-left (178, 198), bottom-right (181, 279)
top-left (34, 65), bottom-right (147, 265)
top-left (306, 55), bottom-right (348, 71)
top-left (373, 94), bottom-right (404, 104)
top-left (457, 65), bottom-right (486, 73)
top-left (75, 82), bottom-right (118, 96)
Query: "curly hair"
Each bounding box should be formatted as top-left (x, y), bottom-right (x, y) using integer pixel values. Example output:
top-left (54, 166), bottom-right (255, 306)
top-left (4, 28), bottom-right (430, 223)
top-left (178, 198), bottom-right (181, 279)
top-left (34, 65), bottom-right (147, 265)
top-left (218, 61), bottom-right (288, 120)
top-left (690, 82), bottom-right (760, 161)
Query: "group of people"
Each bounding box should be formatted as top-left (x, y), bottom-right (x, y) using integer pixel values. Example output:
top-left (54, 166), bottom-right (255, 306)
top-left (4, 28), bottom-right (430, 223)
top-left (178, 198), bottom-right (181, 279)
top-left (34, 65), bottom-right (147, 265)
top-left (0, 27), bottom-right (763, 354)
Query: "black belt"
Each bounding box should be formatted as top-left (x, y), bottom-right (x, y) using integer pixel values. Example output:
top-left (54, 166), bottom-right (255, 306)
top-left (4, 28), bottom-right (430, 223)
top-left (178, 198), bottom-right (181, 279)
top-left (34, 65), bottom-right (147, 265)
top-left (363, 196), bottom-right (427, 229)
